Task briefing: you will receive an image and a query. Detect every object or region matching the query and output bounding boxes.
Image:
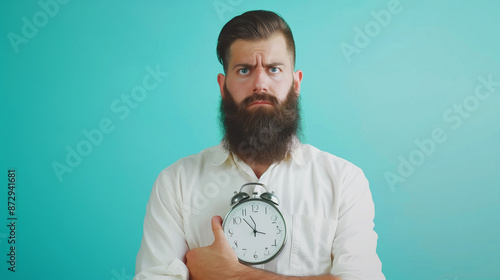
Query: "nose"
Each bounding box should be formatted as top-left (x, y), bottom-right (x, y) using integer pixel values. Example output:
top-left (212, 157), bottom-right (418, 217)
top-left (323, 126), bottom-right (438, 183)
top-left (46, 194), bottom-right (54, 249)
top-left (252, 68), bottom-right (269, 93)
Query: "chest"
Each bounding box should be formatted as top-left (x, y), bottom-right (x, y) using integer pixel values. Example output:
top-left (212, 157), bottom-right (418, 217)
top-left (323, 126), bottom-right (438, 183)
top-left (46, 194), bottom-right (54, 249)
top-left (182, 162), bottom-right (340, 246)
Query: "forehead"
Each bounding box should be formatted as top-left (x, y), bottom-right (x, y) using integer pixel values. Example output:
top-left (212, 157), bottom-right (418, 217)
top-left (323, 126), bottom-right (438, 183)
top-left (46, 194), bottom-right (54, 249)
top-left (228, 34), bottom-right (293, 67)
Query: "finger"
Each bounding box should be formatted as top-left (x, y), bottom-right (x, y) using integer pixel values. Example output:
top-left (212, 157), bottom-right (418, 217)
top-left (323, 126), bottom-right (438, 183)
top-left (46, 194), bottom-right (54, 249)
top-left (211, 215), bottom-right (225, 242)
top-left (211, 216), bottom-right (239, 260)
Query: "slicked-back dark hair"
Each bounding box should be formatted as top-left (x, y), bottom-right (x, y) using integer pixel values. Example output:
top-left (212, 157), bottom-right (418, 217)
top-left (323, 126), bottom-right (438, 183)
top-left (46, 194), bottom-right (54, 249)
top-left (216, 10), bottom-right (296, 73)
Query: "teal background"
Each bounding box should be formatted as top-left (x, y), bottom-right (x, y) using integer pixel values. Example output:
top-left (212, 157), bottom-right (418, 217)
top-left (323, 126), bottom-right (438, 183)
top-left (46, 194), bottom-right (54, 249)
top-left (1, 0), bottom-right (499, 279)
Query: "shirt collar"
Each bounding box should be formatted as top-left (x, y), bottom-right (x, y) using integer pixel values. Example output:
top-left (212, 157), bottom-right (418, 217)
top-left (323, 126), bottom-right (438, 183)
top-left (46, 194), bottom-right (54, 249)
top-left (288, 137), bottom-right (304, 165)
top-left (210, 137), bottom-right (304, 166)
top-left (210, 144), bottom-right (231, 166)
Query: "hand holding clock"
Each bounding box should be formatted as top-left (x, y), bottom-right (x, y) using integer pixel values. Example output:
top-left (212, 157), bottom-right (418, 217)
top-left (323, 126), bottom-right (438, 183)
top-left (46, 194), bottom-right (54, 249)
top-left (186, 216), bottom-right (246, 279)
top-left (185, 216), bottom-right (340, 280)
top-left (186, 183), bottom-right (339, 279)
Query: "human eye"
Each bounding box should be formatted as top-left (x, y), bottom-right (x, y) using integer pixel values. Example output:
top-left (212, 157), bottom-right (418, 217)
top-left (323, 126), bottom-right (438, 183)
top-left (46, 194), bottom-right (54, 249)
top-left (238, 68), bottom-right (250, 75)
top-left (269, 67), bottom-right (280, 74)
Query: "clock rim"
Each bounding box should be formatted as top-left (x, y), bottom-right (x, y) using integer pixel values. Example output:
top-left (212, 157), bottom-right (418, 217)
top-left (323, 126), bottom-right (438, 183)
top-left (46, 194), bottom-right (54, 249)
top-left (222, 198), bottom-right (287, 265)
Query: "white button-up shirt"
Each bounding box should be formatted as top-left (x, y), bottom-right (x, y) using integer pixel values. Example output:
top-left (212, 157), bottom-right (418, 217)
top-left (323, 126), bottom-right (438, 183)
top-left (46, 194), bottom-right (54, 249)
top-left (134, 143), bottom-right (385, 280)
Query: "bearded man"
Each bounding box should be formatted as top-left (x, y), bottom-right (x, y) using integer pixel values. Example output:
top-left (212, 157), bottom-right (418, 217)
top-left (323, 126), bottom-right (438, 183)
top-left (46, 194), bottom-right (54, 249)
top-left (134, 10), bottom-right (385, 280)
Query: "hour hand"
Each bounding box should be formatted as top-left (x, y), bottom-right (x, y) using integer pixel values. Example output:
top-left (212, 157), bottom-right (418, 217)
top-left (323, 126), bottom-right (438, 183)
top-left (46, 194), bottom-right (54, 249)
top-left (249, 215), bottom-right (261, 237)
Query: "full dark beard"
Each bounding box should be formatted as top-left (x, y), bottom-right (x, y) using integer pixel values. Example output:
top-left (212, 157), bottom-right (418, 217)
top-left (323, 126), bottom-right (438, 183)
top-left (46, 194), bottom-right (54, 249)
top-left (219, 83), bottom-right (301, 166)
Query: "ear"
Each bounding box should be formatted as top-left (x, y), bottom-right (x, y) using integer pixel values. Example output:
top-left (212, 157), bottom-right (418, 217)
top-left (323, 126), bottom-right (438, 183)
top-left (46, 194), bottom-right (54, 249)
top-left (293, 70), bottom-right (303, 96)
top-left (217, 73), bottom-right (226, 98)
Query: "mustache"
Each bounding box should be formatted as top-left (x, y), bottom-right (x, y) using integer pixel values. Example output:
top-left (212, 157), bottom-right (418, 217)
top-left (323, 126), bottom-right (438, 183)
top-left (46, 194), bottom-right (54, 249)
top-left (240, 93), bottom-right (280, 109)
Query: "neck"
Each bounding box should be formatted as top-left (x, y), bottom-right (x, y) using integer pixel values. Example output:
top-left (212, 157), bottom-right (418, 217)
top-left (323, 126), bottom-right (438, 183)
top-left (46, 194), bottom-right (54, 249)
top-left (244, 160), bottom-right (271, 179)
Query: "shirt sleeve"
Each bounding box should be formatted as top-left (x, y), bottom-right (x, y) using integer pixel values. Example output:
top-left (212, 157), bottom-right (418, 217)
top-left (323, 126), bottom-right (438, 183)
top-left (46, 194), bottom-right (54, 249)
top-left (330, 165), bottom-right (385, 280)
top-left (134, 169), bottom-right (189, 280)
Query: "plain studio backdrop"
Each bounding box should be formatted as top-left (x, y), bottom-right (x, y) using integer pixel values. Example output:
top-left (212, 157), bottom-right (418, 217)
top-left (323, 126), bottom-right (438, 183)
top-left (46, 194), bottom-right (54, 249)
top-left (1, 0), bottom-right (499, 279)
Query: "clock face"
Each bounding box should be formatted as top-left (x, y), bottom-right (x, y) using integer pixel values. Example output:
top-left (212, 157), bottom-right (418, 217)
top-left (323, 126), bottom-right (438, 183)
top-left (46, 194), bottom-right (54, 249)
top-left (223, 198), bottom-right (286, 264)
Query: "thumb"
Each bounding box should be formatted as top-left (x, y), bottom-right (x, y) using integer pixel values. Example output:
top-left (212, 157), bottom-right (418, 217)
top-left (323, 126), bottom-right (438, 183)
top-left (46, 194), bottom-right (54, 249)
top-left (211, 215), bottom-right (238, 259)
top-left (211, 215), bottom-right (225, 243)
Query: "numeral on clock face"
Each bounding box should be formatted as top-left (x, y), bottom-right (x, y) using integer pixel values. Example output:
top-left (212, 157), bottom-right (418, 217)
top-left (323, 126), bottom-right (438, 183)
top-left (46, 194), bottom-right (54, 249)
top-left (271, 214), bottom-right (278, 223)
top-left (264, 247), bottom-right (270, 256)
top-left (252, 204), bottom-right (259, 212)
top-left (233, 217), bottom-right (242, 225)
top-left (276, 226), bottom-right (282, 234)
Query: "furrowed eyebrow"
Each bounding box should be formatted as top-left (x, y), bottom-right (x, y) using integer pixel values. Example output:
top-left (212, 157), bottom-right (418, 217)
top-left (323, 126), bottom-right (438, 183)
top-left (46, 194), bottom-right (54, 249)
top-left (266, 63), bottom-right (284, 68)
top-left (233, 63), bottom-right (253, 70)
top-left (232, 63), bottom-right (285, 70)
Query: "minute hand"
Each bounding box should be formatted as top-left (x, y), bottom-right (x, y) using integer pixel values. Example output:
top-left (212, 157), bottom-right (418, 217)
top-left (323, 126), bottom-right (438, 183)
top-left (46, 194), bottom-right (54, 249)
top-left (243, 218), bottom-right (255, 230)
top-left (250, 215), bottom-right (257, 229)
top-left (249, 215), bottom-right (265, 236)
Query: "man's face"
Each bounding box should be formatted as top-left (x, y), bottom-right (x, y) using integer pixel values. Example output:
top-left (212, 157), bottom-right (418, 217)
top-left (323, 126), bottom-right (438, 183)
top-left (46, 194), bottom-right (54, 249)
top-left (217, 33), bottom-right (303, 165)
top-left (217, 33), bottom-right (303, 107)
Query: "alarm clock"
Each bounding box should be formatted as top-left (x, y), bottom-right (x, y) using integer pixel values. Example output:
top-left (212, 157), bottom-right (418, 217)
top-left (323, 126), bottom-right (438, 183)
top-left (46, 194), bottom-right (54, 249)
top-left (222, 182), bottom-right (287, 265)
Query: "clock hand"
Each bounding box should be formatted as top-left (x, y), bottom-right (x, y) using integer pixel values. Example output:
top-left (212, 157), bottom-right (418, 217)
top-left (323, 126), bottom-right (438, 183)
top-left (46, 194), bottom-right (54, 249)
top-left (243, 218), bottom-right (256, 231)
top-left (249, 215), bottom-right (260, 237)
top-left (250, 215), bottom-right (257, 229)
top-left (255, 230), bottom-right (266, 235)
